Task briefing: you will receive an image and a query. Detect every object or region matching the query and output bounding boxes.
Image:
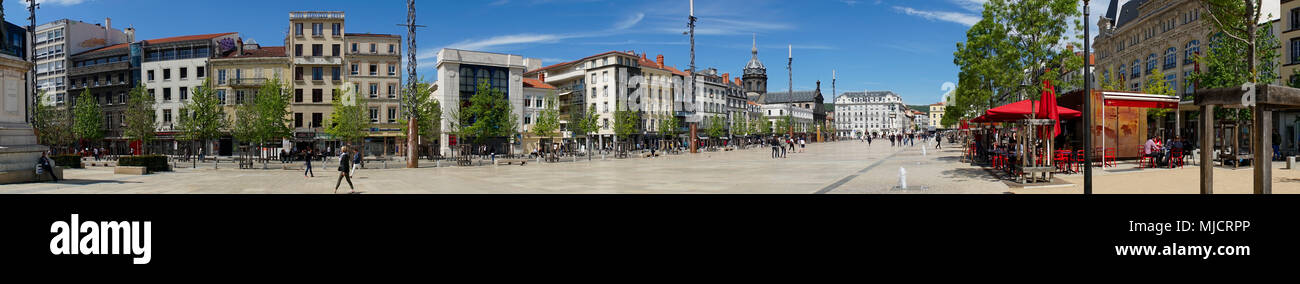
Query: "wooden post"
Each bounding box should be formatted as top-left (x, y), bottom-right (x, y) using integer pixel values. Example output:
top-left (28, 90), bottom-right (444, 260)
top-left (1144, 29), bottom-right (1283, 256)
top-left (1200, 105), bottom-right (1214, 194)
top-left (1254, 106), bottom-right (1271, 194)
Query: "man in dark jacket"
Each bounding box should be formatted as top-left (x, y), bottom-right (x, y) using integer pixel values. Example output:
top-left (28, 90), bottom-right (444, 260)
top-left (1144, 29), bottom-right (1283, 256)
top-left (37, 152), bottom-right (59, 182)
top-left (335, 146), bottom-right (354, 194)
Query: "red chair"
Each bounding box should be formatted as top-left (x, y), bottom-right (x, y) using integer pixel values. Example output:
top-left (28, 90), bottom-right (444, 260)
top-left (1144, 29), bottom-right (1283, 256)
top-left (1103, 148), bottom-right (1117, 168)
top-left (1135, 146), bottom-right (1150, 168)
top-left (1170, 150), bottom-right (1184, 168)
top-left (1072, 151), bottom-right (1086, 173)
top-left (1054, 150), bottom-right (1073, 173)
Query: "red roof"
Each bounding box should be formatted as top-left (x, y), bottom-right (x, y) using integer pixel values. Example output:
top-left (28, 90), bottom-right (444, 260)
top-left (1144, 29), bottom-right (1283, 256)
top-left (220, 46), bottom-right (286, 59)
top-left (79, 43), bottom-right (130, 55)
top-left (523, 78), bottom-right (555, 89)
top-left (527, 50), bottom-right (636, 75)
top-left (144, 32), bottom-right (237, 45)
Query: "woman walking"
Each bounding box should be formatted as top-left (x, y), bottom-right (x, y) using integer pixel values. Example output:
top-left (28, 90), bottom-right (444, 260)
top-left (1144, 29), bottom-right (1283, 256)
top-left (303, 148), bottom-right (315, 178)
top-left (335, 146), bottom-right (354, 194)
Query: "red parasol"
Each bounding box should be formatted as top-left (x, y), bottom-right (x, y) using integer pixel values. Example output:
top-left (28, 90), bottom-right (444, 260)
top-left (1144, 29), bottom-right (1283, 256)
top-left (1038, 80), bottom-right (1062, 137)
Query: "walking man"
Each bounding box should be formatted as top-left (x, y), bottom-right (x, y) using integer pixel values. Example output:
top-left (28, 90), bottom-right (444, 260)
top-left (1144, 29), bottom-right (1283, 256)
top-left (335, 146), bottom-right (354, 194)
top-left (935, 134), bottom-right (942, 149)
top-left (770, 137), bottom-right (779, 158)
top-left (303, 148), bottom-right (315, 178)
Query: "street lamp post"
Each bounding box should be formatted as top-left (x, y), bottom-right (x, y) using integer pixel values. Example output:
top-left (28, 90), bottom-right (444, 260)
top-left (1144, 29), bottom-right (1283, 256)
top-left (687, 0), bottom-right (698, 154)
top-left (1082, 0), bottom-right (1093, 194)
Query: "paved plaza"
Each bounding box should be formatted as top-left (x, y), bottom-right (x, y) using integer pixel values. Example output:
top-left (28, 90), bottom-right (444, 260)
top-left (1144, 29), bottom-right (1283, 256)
top-left (5, 140), bottom-right (1298, 194)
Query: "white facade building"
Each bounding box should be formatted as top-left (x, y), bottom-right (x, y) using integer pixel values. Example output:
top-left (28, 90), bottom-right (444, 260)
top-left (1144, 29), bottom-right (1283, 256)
top-left (433, 48), bottom-right (536, 154)
top-left (140, 33), bottom-right (239, 134)
top-left (761, 103), bottom-right (812, 134)
top-left (35, 18), bottom-right (132, 105)
top-left (834, 91), bottom-right (909, 138)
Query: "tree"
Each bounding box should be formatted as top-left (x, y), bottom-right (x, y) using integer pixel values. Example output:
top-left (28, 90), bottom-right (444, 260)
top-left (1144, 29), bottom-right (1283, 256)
top-left (33, 90), bottom-right (73, 151)
top-left (530, 91), bottom-right (560, 139)
top-left (123, 84), bottom-right (156, 155)
top-left (398, 79), bottom-right (442, 157)
top-left (236, 77), bottom-right (295, 167)
top-left (177, 79), bottom-right (227, 158)
top-left (71, 89), bottom-right (103, 148)
top-left (705, 116), bottom-right (725, 139)
top-left (572, 104), bottom-right (600, 159)
top-left (325, 86), bottom-right (370, 147)
top-left (774, 116), bottom-right (791, 136)
top-left (1189, 0), bottom-right (1278, 122)
top-left (1143, 69), bottom-right (1177, 119)
top-left (612, 101), bottom-right (639, 143)
top-left (461, 80), bottom-right (518, 150)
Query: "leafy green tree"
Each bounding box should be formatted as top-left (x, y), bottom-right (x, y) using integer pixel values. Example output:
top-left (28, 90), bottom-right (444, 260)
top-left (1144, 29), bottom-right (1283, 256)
top-left (530, 91), bottom-right (560, 139)
top-left (177, 79), bottom-right (227, 158)
top-left (232, 77), bottom-right (295, 167)
top-left (705, 116), bottom-right (725, 139)
top-left (123, 83), bottom-right (156, 155)
top-left (325, 86), bottom-right (371, 146)
top-left (570, 104), bottom-right (601, 159)
top-left (461, 80), bottom-right (517, 145)
top-left (398, 79), bottom-right (442, 156)
top-left (1189, 0), bottom-right (1278, 122)
top-left (1143, 69), bottom-right (1177, 120)
top-left (612, 101), bottom-right (639, 142)
top-left (774, 116), bottom-right (791, 136)
top-left (72, 88), bottom-right (103, 147)
top-left (33, 90), bottom-right (73, 151)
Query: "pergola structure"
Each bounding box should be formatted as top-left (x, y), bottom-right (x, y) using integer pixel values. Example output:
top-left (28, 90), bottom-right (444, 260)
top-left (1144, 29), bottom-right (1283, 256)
top-left (1194, 84), bottom-right (1300, 194)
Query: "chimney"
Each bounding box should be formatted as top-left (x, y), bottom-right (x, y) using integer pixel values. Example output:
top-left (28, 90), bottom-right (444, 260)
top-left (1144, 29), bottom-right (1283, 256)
top-left (816, 81), bottom-right (821, 91)
top-left (539, 73), bottom-right (546, 82)
top-left (105, 18), bottom-right (111, 30)
top-left (656, 54), bottom-right (664, 68)
top-left (124, 27), bottom-right (136, 42)
top-left (723, 73), bottom-right (730, 84)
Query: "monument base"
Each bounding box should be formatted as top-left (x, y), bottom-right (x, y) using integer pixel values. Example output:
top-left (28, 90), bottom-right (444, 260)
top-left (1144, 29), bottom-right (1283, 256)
top-left (0, 122), bottom-right (49, 184)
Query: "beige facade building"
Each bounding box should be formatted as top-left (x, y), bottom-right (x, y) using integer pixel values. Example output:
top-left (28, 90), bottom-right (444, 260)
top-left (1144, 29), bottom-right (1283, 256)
top-left (208, 42), bottom-right (289, 131)
top-left (1093, 0), bottom-right (1211, 98)
top-left (1283, 0), bottom-right (1300, 84)
top-left (345, 33), bottom-right (402, 156)
top-left (929, 102), bottom-right (945, 129)
top-left (286, 11), bottom-right (347, 151)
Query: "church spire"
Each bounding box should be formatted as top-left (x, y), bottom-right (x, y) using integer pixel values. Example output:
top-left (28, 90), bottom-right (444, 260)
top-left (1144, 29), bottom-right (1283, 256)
top-left (751, 33), bottom-right (758, 57)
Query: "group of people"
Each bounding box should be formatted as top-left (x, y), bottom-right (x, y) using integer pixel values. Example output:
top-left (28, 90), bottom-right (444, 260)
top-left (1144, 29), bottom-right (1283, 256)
top-left (80, 147), bottom-right (109, 161)
top-left (1142, 136), bottom-right (1187, 168)
top-left (768, 136), bottom-right (805, 158)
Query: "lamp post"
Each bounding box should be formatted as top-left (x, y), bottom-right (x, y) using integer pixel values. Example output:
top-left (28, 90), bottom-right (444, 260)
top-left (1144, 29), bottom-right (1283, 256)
top-left (687, 0), bottom-right (698, 154)
top-left (1082, 0), bottom-right (1093, 194)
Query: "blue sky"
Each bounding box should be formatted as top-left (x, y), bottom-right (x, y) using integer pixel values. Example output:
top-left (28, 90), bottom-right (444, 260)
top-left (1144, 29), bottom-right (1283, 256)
top-left (3, 0), bottom-right (1112, 105)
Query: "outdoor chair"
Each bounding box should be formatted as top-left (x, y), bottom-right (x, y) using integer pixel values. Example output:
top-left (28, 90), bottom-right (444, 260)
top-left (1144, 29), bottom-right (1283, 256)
top-left (1170, 150), bottom-right (1185, 169)
top-left (1135, 146), bottom-right (1151, 168)
top-left (1103, 148), bottom-right (1117, 168)
top-left (1054, 150), bottom-right (1073, 173)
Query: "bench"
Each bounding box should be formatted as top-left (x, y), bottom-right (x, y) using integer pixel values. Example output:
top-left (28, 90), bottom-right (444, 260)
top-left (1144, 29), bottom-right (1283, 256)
top-left (114, 166), bottom-right (148, 175)
top-left (495, 159), bottom-right (527, 166)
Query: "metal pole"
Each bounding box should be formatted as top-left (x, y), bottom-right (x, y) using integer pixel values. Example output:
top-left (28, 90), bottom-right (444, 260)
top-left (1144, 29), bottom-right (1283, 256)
top-left (399, 0), bottom-right (425, 168)
top-left (27, 0), bottom-right (37, 124)
top-left (787, 45), bottom-right (793, 138)
top-left (688, 4), bottom-right (698, 154)
top-left (1082, 0), bottom-right (1093, 194)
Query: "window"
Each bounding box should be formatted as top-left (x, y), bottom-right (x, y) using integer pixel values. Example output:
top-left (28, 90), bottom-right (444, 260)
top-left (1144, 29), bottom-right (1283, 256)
top-left (1185, 40), bottom-right (1199, 65)
top-left (311, 113), bottom-right (322, 128)
top-left (294, 44), bottom-right (303, 57)
top-left (369, 83), bottom-right (378, 98)
top-left (295, 23), bottom-right (303, 36)
top-left (331, 67), bottom-right (340, 81)
top-left (163, 109), bottom-right (172, 124)
top-left (312, 23), bottom-right (324, 36)
top-left (388, 107), bottom-right (397, 123)
top-left (389, 44), bottom-right (395, 54)
top-left (312, 67), bottom-right (323, 81)
top-left (163, 69), bottom-right (171, 80)
top-left (1292, 39), bottom-right (1300, 64)
top-left (388, 65), bottom-right (396, 76)
top-left (524, 96), bottom-right (532, 107)
top-left (235, 90), bottom-right (245, 104)
top-left (295, 89), bottom-right (303, 103)
top-left (388, 84), bottom-right (396, 98)
top-left (163, 88), bottom-right (172, 101)
top-left (312, 89), bottom-right (323, 103)
top-left (179, 87), bottom-right (188, 101)
top-left (524, 115), bottom-right (531, 125)
top-left (180, 67), bottom-right (188, 80)
top-left (217, 90), bottom-right (227, 104)
top-left (1130, 60), bottom-right (1140, 78)
top-left (332, 44), bottom-right (340, 57)
top-left (312, 44), bottom-right (323, 56)
top-left (147, 70), bottom-right (155, 81)
top-left (197, 67), bottom-right (205, 78)
top-left (1291, 8), bottom-right (1300, 30)
top-left (1163, 47), bottom-right (1176, 70)
top-left (1145, 54), bottom-right (1157, 73)
top-left (370, 43), bottom-right (377, 53)
top-left (332, 23), bottom-right (342, 36)
top-left (370, 64), bottom-right (378, 76)
top-left (370, 108), bottom-right (379, 123)
top-left (295, 113), bottom-right (303, 128)
top-left (218, 69), bottom-right (227, 85)
top-left (351, 43), bottom-right (359, 53)
top-left (295, 67), bottom-right (303, 81)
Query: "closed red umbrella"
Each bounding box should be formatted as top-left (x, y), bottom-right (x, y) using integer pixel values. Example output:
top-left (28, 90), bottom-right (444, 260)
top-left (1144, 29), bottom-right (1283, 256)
top-left (1038, 80), bottom-right (1062, 137)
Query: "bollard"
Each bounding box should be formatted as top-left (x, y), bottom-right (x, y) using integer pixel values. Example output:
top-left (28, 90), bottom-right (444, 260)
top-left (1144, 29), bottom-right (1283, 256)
top-left (1289, 156), bottom-right (1296, 170)
top-left (898, 167), bottom-right (908, 189)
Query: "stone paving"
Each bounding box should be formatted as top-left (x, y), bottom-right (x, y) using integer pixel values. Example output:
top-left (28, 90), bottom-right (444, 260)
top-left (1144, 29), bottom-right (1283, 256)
top-left (0, 140), bottom-right (1013, 194)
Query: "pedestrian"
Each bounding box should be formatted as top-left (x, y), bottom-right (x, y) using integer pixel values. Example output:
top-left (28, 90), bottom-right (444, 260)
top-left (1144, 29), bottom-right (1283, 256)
top-left (780, 137), bottom-right (788, 158)
top-left (351, 147), bottom-right (362, 178)
top-left (770, 137), bottom-right (779, 159)
top-left (935, 133), bottom-right (942, 149)
top-left (93, 147), bottom-right (99, 161)
top-left (867, 135), bottom-right (873, 146)
top-left (37, 151), bottom-right (60, 182)
top-left (799, 138), bottom-right (806, 153)
top-left (303, 148), bottom-right (315, 178)
top-left (335, 146), bottom-right (354, 194)
top-left (889, 135), bottom-right (895, 147)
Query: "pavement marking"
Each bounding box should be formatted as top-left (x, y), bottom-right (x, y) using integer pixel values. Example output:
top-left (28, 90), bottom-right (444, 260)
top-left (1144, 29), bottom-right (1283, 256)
top-left (814, 148), bottom-right (905, 194)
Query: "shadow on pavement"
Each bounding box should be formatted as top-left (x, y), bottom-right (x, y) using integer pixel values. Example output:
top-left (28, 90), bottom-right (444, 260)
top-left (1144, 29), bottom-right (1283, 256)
top-left (941, 168), bottom-right (1005, 183)
top-left (51, 179), bottom-right (142, 186)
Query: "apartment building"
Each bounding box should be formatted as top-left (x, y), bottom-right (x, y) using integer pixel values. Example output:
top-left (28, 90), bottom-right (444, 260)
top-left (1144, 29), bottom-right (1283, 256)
top-left (286, 11), bottom-right (347, 151)
top-left (139, 32), bottom-right (240, 153)
top-left (208, 40), bottom-right (289, 155)
top-left (34, 18), bottom-right (132, 105)
top-left (433, 48), bottom-right (535, 155)
top-left (344, 33), bottom-right (402, 156)
top-left (67, 42), bottom-right (134, 152)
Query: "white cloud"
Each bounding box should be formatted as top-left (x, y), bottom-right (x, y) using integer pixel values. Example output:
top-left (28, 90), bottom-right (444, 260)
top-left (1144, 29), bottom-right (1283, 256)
top-left (614, 13), bottom-right (645, 30)
top-left (950, 0), bottom-right (987, 12)
top-left (892, 6), bottom-right (980, 27)
top-left (29, 0), bottom-right (85, 6)
top-left (446, 33), bottom-right (572, 51)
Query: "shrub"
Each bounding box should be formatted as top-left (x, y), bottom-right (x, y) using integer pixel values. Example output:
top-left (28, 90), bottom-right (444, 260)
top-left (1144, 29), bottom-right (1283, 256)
top-left (51, 154), bottom-right (83, 169)
top-left (119, 155), bottom-right (171, 172)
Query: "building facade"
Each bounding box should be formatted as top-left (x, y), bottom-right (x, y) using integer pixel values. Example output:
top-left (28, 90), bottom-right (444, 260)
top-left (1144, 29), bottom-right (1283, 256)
top-left (760, 103), bottom-right (812, 135)
top-left (1093, 0), bottom-right (1210, 97)
top-left (0, 18), bottom-right (42, 184)
top-left (208, 41), bottom-right (289, 156)
top-left (344, 33), bottom-right (403, 156)
top-left (35, 18), bottom-right (132, 106)
top-left (67, 43), bottom-right (134, 152)
top-left (929, 102), bottom-right (945, 130)
top-left (140, 32), bottom-right (240, 153)
top-left (287, 11), bottom-right (348, 152)
top-left (433, 48), bottom-right (533, 155)
top-left (834, 91), bottom-right (908, 138)
top-left (1279, 0), bottom-right (1300, 156)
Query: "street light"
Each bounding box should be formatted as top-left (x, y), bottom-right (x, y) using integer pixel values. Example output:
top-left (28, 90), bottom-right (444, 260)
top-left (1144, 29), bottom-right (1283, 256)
top-left (1082, 0), bottom-right (1093, 194)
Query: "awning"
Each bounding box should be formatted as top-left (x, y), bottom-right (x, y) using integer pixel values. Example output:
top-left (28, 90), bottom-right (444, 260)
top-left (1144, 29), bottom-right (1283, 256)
top-left (978, 99), bottom-right (1082, 123)
top-left (1101, 92), bottom-right (1179, 109)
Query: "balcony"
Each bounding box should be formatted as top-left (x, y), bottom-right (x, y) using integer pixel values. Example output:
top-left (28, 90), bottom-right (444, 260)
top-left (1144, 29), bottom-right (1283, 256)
top-left (294, 57), bottom-right (343, 65)
top-left (228, 78), bottom-right (268, 87)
